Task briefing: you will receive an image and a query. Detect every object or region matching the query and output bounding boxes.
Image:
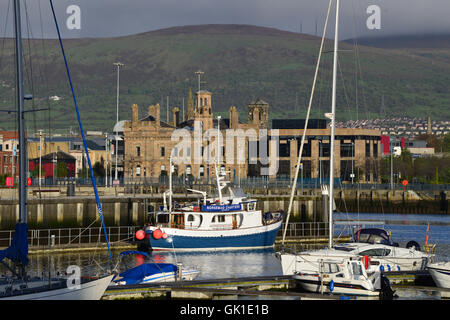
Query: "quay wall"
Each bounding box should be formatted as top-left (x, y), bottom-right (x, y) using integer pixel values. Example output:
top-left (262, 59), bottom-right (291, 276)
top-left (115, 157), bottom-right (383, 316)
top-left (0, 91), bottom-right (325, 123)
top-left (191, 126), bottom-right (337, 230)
top-left (0, 186), bottom-right (447, 229)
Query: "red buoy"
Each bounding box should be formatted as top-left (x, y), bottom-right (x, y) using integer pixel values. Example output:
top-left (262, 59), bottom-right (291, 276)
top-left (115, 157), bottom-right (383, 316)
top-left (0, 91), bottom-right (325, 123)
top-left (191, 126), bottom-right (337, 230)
top-left (153, 229), bottom-right (162, 240)
top-left (162, 233), bottom-right (168, 239)
top-left (135, 229), bottom-right (145, 240)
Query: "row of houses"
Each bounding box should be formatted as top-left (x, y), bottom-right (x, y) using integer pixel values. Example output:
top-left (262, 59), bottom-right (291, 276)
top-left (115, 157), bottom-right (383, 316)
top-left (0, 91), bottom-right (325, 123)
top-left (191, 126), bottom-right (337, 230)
top-left (0, 131), bottom-right (116, 180)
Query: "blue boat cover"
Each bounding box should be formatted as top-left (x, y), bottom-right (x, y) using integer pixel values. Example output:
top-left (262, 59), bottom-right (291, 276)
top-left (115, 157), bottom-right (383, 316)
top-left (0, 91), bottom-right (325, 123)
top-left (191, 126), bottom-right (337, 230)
top-left (116, 263), bottom-right (177, 285)
top-left (0, 223), bottom-right (29, 266)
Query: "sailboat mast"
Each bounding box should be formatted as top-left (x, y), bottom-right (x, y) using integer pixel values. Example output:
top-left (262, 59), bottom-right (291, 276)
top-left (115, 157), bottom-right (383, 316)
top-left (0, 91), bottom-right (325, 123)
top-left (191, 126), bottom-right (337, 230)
top-left (328, 0), bottom-right (339, 248)
top-left (13, 0), bottom-right (27, 224)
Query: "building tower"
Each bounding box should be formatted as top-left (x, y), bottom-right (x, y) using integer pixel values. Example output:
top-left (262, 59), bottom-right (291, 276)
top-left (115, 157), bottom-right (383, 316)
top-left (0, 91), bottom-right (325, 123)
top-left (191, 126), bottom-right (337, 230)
top-left (196, 90), bottom-right (213, 130)
top-left (248, 98), bottom-right (269, 129)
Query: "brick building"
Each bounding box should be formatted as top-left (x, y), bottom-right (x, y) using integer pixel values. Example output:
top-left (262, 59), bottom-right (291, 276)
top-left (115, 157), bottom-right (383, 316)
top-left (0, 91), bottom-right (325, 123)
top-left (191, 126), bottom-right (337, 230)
top-left (123, 89), bottom-right (381, 183)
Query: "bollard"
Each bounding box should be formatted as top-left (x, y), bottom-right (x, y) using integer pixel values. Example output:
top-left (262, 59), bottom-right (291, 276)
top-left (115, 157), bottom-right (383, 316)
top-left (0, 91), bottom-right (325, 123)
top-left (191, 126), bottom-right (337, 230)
top-left (176, 263), bottom-right (183, 282)
top-left (51, 234), bottom-right (55, 247)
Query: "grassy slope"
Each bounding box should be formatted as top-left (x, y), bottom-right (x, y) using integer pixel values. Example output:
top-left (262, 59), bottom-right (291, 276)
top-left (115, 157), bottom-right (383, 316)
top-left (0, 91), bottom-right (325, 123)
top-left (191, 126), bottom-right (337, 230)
top-left (0, 25), bottom-right (449, 132)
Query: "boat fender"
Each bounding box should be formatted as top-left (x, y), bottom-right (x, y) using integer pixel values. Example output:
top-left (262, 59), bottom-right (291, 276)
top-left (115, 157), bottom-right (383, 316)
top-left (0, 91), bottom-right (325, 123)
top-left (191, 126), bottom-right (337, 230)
top-left (329, 280), bottom-right (334, 292)
top-left (387, 264), bottom-right (391, 272)
top-left (135, 230), bottom-right (145, 240)
top-left (362, 255), bottom-right (371, 269)
top-left (397, 266), bottom-right (401, 271)
top-left (380, 265), bottom-right (384, 272)
top-left (162, 232), bottom-right (168, 239)
top-left (153, 229), bottom-right (163, 240)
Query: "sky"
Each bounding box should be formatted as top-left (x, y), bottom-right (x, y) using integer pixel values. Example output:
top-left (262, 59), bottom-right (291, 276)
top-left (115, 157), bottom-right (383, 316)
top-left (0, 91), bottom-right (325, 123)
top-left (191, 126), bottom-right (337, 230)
top-left (0, 0), bottom-right (449, 40)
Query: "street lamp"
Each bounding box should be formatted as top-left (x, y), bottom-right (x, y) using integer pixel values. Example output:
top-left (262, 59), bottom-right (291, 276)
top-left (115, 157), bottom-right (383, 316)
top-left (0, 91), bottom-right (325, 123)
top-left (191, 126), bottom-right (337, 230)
top-left (113, 61), bottom-right (124, 185)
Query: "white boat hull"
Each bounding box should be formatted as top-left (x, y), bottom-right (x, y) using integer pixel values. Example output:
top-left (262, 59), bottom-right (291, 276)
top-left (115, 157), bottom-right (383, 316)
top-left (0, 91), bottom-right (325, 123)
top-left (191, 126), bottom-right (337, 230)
top-left (293, 273), bottom-right (379, 296)
top-left (428, 262), bottom-right (450, 289)
top-left (0, 275), bottom-right (114, 300)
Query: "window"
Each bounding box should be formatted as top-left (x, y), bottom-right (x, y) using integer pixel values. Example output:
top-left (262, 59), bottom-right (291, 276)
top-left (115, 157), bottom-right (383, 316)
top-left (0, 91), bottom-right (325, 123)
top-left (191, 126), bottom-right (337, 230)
top-left (212, 215), bottom-right (225, 223)
top-left (319, 142), bottom-right (330, 157)
top-left (352, 262), bottom-right (363, 276)
top-left (187, 165), bottom-right (192, 175)
top-left (279, 140), bottom-right (290, 157)
top-left (340, 160), bottom-right (353, 182)
top-left (373, 143), bottom-right (378, 158)
top-left (365, 142), bottom-right (371, 157)
top-left (136, 166), bottom-right (141, 176)
top-left (136, 146), bottom-right (141, 157)
top-left (360, 248), bottom-right (391, 257)
top-left (340, 143), bottom-right (354, 157)
top-left (187, 214), bottom-right (195, 222)
top-left (161, 147), bottom-right (165, 157)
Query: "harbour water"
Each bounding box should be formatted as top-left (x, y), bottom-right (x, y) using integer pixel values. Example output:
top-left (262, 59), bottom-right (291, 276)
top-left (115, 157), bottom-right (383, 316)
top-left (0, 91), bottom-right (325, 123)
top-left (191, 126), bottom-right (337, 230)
top-left (15, 212), bottom-right (450, 300)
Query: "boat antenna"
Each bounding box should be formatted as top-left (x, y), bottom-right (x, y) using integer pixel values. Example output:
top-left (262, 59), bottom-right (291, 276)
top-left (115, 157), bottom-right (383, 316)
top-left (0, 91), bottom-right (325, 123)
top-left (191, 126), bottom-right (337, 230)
top-left (49, 0), bottom-right (112, 261)
top-left (281, 0), bottom-right (334, 246)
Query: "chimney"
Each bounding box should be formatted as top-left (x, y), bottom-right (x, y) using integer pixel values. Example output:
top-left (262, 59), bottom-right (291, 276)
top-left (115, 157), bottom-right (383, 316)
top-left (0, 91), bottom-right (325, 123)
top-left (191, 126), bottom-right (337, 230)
top-left (172, 107), bottom-right (180, 127)
top-left (229, 106), bottom-right (238, 129)
top-left (131, 104), bottom-right (138, 123)
top-left (148, 105), bottom-right (156, 118)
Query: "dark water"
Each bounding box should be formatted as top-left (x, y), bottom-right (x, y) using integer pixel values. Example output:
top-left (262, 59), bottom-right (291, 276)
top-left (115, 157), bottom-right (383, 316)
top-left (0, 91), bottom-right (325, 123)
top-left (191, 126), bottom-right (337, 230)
top-left (3, 212), bottom-right (449, 300)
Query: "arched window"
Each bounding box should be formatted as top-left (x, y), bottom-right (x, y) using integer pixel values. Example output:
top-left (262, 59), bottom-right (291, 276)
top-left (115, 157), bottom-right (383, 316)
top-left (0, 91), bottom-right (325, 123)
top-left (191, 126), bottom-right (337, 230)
top-left (187, 214), bottom-right (194, 222)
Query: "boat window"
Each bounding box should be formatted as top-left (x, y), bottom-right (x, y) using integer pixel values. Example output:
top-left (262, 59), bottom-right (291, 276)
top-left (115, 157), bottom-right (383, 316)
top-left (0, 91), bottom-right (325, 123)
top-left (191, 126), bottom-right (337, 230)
top-left (212, 215), bottom-right (225, 223)
top-left (351, 262), bottom-right (363, 276)
top-left (156, 214), bottom-right (169, 223)
top-left (322, 263), bottom-right (339, 274)
top-left (334, 246), bottom-right (354, 252)
top-left (187, 214), bottom-right (195, 222)
top-left (360, 248), bottom-right (391, 257)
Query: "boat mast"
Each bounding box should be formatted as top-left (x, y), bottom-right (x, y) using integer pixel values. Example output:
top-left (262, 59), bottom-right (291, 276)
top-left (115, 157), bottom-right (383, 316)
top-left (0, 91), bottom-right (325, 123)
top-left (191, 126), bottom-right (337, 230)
top-left (328, 0), bottom-right (339, 248)
top-left (13, 0), bottom-right (26, 224)
top-left (216, 115), bottom-right (223, 204)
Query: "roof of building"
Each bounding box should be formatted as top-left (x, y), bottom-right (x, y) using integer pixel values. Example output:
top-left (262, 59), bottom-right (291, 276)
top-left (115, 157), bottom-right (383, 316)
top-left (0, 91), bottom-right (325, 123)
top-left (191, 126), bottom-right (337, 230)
top-left (248, 98), bottom-right (269, 106)
top-left (139, 115), bottom-right (176, 128)
top-left (176, 118), bottom-right (230, 130)
top-left (30, 151), bottom-right (76, 161)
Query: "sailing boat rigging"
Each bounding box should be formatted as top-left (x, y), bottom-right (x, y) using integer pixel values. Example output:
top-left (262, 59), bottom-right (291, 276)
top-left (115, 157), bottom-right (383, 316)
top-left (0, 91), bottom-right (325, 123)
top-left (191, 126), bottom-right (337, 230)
top-left (276, 0), bottom-right (395, 297)
top-left (277, 1), bottom-right (431, 297)
top-left (0, 0), bottom-right (113, 299)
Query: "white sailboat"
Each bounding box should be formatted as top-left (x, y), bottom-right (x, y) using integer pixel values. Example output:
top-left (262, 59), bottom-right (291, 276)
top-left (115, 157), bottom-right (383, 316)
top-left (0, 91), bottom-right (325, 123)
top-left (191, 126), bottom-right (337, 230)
top-left (0, 0), bottom-right (114, 300)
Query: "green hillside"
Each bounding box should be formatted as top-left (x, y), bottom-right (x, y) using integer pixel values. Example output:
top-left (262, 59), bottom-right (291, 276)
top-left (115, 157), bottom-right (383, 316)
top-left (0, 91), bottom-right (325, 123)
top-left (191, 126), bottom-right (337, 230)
top-left (0, 24), bottom-right (449, 132)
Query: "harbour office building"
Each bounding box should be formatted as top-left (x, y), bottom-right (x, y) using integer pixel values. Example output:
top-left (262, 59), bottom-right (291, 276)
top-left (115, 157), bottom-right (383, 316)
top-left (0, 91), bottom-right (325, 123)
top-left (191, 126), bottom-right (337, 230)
top-left (123, 90), bottom-right (381, 183)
